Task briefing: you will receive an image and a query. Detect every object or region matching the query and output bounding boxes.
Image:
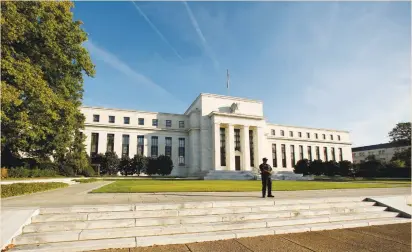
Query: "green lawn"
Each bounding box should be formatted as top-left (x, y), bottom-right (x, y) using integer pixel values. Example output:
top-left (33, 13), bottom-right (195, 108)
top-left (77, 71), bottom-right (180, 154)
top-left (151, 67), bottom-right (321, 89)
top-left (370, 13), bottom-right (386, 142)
top-left (1, 182), bottom-right (69, 198)
top-left (92, 180), bottom-right (411, 193)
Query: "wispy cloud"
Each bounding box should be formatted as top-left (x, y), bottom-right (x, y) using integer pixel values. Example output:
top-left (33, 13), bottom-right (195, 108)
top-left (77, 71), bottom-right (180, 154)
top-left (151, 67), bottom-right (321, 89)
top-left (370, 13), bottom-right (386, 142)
top-left (84, 39), bottom-right (184, 104)
top-left (182, 1), bottom-right (220, 69)
top-left (131, 1), bottom-right (183, 60)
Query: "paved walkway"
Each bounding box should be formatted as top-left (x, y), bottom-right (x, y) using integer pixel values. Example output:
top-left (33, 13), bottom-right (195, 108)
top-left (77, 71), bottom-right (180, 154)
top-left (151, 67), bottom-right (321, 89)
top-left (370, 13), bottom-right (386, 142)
top-left (88, 223), bottom-right (411, 252)
top-left (1, 182), bottom-right (410, 208)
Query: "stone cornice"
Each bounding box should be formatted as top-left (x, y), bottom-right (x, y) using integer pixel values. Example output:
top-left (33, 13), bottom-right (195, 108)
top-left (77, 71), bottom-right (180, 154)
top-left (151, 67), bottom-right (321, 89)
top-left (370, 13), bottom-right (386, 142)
top-left (84, 123), bottom-right (189, 133)
top-left (266, 136), bottom-right (352, 146)
top-left (81, 106), bottom-right (186, 117)
top-left (266, 122), bottom-right (349, 133)
top-left (208, 111), bottom-right (264, 120)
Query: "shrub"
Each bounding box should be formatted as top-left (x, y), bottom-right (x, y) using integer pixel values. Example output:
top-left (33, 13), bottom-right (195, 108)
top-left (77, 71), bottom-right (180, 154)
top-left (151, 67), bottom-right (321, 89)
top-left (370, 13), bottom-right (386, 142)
top-left (338, 160), bottom-right (353, 177)
top-left (79, 165), bottom-right (96, 177)
top-left (146, 157), bottom-right (158, 176)
top-left (358, 160), bottom-right (386, 178)
top-left (1, 182), bottom-right (68, 198)
top-left (72, 178), bottom-right (100, 183)
top-left (158, 155), bottom-right (174, 176)
top-left (309, 160), bottom-right (325, 176)
top-left (1, 168), bottom-right (8, 178)
top-left (132, 154), bottom-right (147, 176)
top-left (38, 162), bottom-right (59, 171)
top-left (294, 159), bottom-right (310, 175)
top-left (8, 167), bottom-right (30, 178)
top-left (102, 152), bottom-right (120, 175)
top-left (324, 161), bottom-right (339, 177)
top-left (59, 164), bottom-right (75, 177)
top-left (119, 156), bottom-right (134, 176)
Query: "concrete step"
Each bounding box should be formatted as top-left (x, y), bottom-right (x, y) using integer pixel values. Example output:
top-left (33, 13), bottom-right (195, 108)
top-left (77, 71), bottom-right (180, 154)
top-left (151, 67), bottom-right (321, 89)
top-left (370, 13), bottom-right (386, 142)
top-left (14, 211), bottom-right (399, 245)
top-left (23, 205), bottom-right (387, 233)
top-left (32, 201), bottom-right (377, 223)
top-left (11, 217), bottom-right (411, 252)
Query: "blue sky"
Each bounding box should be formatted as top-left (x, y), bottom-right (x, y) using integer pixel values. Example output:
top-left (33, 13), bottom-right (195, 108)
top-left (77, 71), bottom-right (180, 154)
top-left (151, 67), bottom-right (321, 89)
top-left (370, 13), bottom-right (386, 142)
top-left (73, 1), bottom-right (411, 147)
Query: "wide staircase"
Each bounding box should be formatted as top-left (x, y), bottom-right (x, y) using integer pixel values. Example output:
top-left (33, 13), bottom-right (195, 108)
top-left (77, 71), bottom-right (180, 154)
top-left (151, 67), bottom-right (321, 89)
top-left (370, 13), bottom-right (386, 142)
top-left (9, 197), bottom-right (411, 252)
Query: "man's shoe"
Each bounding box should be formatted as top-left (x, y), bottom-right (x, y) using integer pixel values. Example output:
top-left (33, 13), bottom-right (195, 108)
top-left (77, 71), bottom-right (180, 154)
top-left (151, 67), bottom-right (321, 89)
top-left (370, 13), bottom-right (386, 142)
top-left (267, 195), bottom-right (274, 198)
top-left (262, 196), bottom-right (266, 198)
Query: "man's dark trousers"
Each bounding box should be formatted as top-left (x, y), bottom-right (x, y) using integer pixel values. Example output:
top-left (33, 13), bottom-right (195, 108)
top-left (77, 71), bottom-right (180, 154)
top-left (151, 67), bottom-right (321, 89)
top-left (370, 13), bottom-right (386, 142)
top-left (261, 174), bottom-right (272, 197)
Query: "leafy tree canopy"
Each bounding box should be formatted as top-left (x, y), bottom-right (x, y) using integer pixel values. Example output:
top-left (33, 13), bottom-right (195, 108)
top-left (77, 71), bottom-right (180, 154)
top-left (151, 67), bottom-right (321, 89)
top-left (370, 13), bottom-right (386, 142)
top-left (388, 122), bottom-right (411, 144)
top-left (1, 1), bottom-right (95, 165)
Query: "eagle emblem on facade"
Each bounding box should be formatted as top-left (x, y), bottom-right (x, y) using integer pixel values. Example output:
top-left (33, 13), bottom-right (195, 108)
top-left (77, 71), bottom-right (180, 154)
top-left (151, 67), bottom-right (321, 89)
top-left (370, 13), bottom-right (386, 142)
top-left (230, 103), bottom-right (239, 113)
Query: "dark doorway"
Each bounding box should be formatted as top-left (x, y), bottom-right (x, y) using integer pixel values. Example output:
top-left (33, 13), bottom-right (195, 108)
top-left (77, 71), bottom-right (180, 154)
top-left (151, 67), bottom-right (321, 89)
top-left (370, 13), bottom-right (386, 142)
top-left (235, 156), bottom-right (241, 171)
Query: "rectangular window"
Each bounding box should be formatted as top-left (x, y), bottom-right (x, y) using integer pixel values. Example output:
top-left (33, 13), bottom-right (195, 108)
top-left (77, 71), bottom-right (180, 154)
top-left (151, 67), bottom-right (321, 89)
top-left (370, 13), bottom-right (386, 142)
top-left (308, 146), bottom-right (312, 161)
top-left (109, 116), bottom-right (115, 123)
top-left (281, 144), bottom-right (286, 168)
top-left (124, 117), bottom-right (130, 124)
top-left (289, 131), bottom-right (293, 137)
top-left (316, 146), bottom-right (320, 160)
top-left (339, 148), bottom-right (343, 162)
top-left (137, 135), bottom-right (144, 155)
top-left (178, 138), bottom-right (185, 165)
top-left (330, 134), bottom-right (333, 140)
top-left (271, 129), bottom-right (275, 136)
top-left (338, 135), bottom-right (341, 141)
top-left (93, 114), bottom-right (100, 122)
top-left (249, 130), bottom-right (254, 167)
top-left (322, 134), bottom-right (326, 140)
top-left (179, 121), bottom-right (184, 128)
top-left (315, 133), bottom-right (318, 139)
top-left (166, 120), bottom-right (172, 128)
top-left (272, 144), bottom-right (277, 168)
top-left (107, 134), bottom-right (114, 153)
top-left (234, 129), bottom-right (241, 151)
top-left (152, 119), bottom-right (158, 127)
top-left (290, 145), bottom-right (295, 167)
top-left (280, 130), bottom-right (284, 136)
top-left (220, 128), bottom-right (226, 166)
top-left (298, 132), bottom-right (302, 138)
top-left (307, 132), bottom-right (310, 138)
top-left (138, 118), bottom-right (144, 125)
top-left (331, 147), bottom-right (336, 161)
top-left (299, 145), bottom-right (304, 160)
top-left (165, 137), bottom-right (172, 157)
top-left (151, 136), bottom-right (158, 157)
top-left (90, 133), bottom-right (99, 155)
top-left (324, 147), bottom-right (328, 161)
top-left (122, 134), bottom-right (130, 157)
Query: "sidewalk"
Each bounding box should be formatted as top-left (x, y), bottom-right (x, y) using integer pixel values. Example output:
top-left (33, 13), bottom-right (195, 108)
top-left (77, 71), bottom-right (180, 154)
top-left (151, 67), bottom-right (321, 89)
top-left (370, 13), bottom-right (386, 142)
top-left (87, 223), bottom-right (411, 252)
top-left (1, 182), bottom-right (410, 208)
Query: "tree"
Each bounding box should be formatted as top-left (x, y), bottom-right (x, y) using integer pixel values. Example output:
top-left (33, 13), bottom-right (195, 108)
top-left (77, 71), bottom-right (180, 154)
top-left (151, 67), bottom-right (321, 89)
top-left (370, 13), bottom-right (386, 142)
top-left (64, 130), bottom-right (92, 176)
top-left (132, 154), bottom-right (147, 176)
top-left (388, 122), bottom-right (411, 144)
top-left (1, 2), bottom-right (95, 166)
top-left (146, 157), bottom-right (158, 176)
top-left (119, 156), bottom-right (134, 176)
top-left (102, 152), bottom-right (120, 175)
top-left (294, 159), bottom-right (310, 175)
top-left (338, 160), bottom-right (353, 177)
top-left (359, 160), bottom-right (385, 178)
top-left (309, 160), bottom-right (325, 176)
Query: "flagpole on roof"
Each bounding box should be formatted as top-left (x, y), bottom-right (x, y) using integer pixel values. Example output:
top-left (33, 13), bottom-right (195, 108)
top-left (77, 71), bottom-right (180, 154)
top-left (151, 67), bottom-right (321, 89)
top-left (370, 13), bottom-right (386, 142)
top-left (226, 69), bottom-right (230, 96)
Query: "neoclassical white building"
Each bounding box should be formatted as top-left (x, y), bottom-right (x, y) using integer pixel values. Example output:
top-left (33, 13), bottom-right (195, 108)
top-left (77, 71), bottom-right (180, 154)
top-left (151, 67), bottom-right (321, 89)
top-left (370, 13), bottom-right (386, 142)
top-left (81, 93), bottom-right (352, 179)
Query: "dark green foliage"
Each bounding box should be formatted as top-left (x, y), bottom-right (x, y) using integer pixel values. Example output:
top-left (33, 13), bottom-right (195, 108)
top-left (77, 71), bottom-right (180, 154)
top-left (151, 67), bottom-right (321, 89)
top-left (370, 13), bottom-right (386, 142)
top-left (388, 122), bottom-right (411, 144)
top-left (7, 167), bottom-right (58, 178)
top-left (1, 182), bottom-right (68, 198)
top-left (103, 152), bottom-right (120, 175)
top-left (146, 157), bottom-right (158, 176)
top-left (391, 147), bottom-right (411, 168)
top-left (309, 160), bottom-right (325, 176)
top-left (119, 156), bottom-right (134, 176)
top-left (59, 164), bottom-right (75, 177)
top-left (157, 155), bottom-right (174, 176)
top-left (338, 160), bottom-right (353, 176)
top-left (132, 154), bottom-right (148, 176)
top-left (293, 159), bottom-right (310, 175)
top-left (324, 161), bottom-right (339, 177)
top-left (358, 160), bottom-right (386, 178)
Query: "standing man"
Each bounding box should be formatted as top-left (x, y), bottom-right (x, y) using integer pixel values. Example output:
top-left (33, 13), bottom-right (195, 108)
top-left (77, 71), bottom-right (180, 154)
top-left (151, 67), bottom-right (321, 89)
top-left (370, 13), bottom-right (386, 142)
top-left (259, 158), bottom-right (274, 198)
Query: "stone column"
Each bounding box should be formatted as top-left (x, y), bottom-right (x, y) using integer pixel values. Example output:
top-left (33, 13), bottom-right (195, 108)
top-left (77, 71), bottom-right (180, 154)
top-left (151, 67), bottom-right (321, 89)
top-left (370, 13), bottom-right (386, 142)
top-left (241, 126), bottom-right (250, 171)
top-left (255, 126), bottom-right (265, 167)
top-left (213, 123), bottom-right (221, 170)
top-left (226, 124), bottom-right (235, 170)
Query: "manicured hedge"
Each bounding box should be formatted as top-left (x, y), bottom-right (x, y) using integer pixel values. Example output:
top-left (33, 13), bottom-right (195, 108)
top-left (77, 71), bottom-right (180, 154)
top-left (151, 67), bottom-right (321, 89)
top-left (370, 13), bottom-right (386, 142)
top-left (6, 167), bottom-right (59, 178)
top-left (1, 182), bottom-right (68, 198)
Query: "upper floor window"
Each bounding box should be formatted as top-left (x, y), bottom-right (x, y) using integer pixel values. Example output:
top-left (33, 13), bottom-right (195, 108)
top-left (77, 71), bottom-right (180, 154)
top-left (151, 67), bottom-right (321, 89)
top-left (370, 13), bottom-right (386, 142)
top-left (271, 129), bottom-right (276, 136)
top-left (152, 119), bottom-right (158, 127)
top-left (330, 134), bottom-right (333, 140)
top-left (109, 116), bottom-right (115, 123)
top-left (124, 117), bottom-right (130, 124)
top-left (289, 131), bottom-right (293, 137)
top-left (315, 133), bottom-right (318, 139)
top-left (138, 118), bottom-right (144, 125)
top-left (307, 132), bottom-right (310, 138)
top-left (234, 129), bottom-right (241, 151)
top-left (338, 135), bottom-right (341, 141)
top-left (322, 134), bottom-right (326, 140)
top-left (166, 120), bottom-right (172, 128)
top-left (298, 132), bottom-right (302, 138)
top-left (280, 130), bottom-right (285, 136)
top-left (93, 114), bottom-right (100, 122)
top-left (179, 121), bottom-right (184, 128)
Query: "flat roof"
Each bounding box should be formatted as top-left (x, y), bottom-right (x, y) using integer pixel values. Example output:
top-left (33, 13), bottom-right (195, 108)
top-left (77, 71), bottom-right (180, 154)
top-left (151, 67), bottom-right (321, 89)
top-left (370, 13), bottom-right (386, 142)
top-left (266, 122), bottom-right (350, 133)
top-left (81, 106), bottom-right (185, 117)
top-left (352, 142), bottom-right (410, 152)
